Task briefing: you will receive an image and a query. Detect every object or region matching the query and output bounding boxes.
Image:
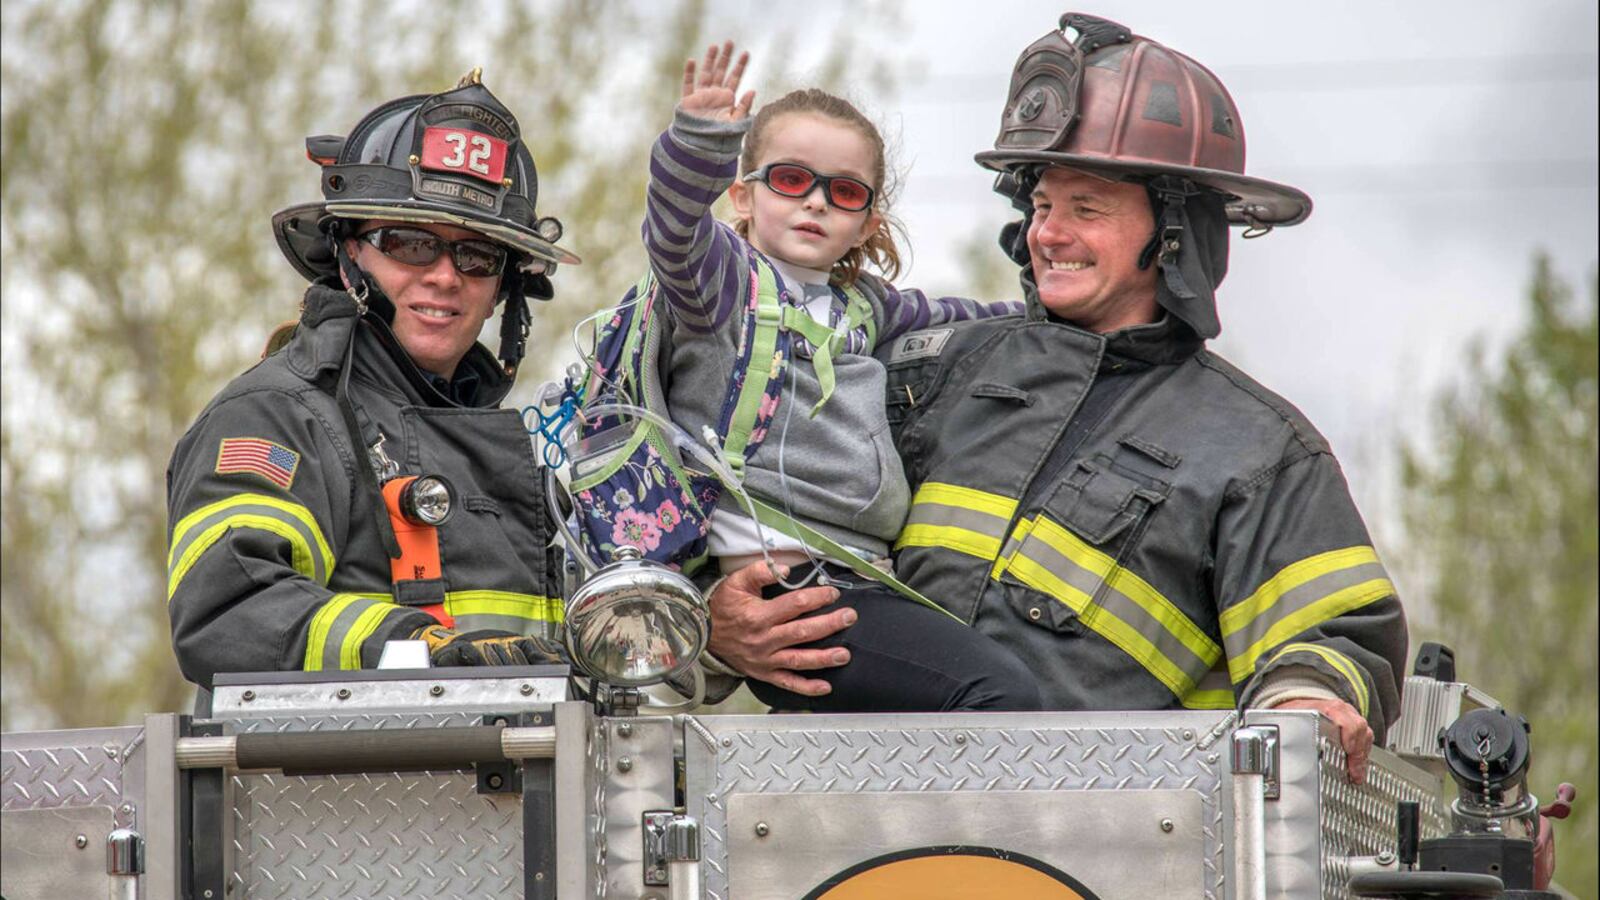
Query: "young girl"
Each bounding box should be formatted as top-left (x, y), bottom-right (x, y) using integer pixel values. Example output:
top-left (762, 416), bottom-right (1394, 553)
top-left (642, 41), bottom-right (1037, 712)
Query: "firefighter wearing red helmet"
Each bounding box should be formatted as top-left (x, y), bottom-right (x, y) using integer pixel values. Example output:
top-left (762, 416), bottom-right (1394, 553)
top-left (706, 14), bottom-right (1406, 782)
top-left (166, 71), bottom-right (578, 687)
top-left (894, 14), bottom-right (1405, 776)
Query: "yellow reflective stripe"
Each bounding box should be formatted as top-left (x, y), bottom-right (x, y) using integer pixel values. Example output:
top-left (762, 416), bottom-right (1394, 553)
top-left (913, 483), bottom-right (1017, 520)
top-left (1226, 577), bottom-right (1394, 684)
top-left (304, 594), bottom-right (363, 671)
top-left (341, 601), bottom-right (400, 670)
top-left (1025, 517), bottom-right (1221, 666)
top-left (167, 493), bottom-right (334, 599)
top-left (1182, 665), bottom-right (1237, 710)
top-left (990, 517), bottom-right (1036, 579)
top-left (1182, 690), bottom-right (1237, 710)
top-left (445, 590), bottom-right (565, 623)
top-left (896, 523), bottom-right (1005, 560)
top-left (895, 482), bottom-right (1018, 561)
top-left (1267, 642), bottom-right (1370, 718)
top-left (1006, 550), bottom-right (1200, 698)
top-left (1220, 546), bottom-right (1381, 637)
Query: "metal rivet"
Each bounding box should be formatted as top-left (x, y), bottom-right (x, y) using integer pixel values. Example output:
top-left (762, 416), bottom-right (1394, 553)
top-left (721, 737), bottom-right (731, 747)
top-left (618, 722), bottom-right (633, 738)
top-left (1206, 753), bottom-right (1218, 764)
top-left (1160, 818), bottom-right (1174, 833)
top-left (1166, 240), bottom-right (1180, 251)
top-left (241, 690), bottom-right (256, 702)
top-left (75, 834), bottom-right (89, 848)
top-left (954, 733), bottom-right (967, 744)
top-left (754, 822), bottom-right (770, 837)
top-left (120, 804), bottom-right (133, 815)
top-left (707, 793), bottom-right (718, 804)
top-left (430, 685), bottom-right (444, 697)
top-left (104, 745), bottom-right (119, 759)
top-left (1027, 607), bottom-right (1042, 621)
top-left (486, 773), bottom-right (504, 790)
top-left (520, 683), bottom-right (534, 696)
top-left (534, 872), bottom-right (545, 882)
top-left (408, 154), bottom-right (420, 165)
top-left (1377, 850), bottom-right (1396, 865)
top-left (336, 688), bottom-right (351, 700)
top-left (1181, 729), bottom-right (1194, 741)
top-left (617, 756), bottom-right (633, 773)
top-left (203, 891), bottom-right (214, 899)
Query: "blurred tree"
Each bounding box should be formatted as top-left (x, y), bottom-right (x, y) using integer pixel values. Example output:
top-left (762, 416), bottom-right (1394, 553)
top-left (1399, 254), bottom-right (1598, 894)
top-left (0, 0), bottom-right (903, 729)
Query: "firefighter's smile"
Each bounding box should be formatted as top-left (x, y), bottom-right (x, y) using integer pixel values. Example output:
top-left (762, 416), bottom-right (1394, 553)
top-left (1048, 260), bottom-right (1092, 271)
top-left (408, 304), bottom-right (461, 321)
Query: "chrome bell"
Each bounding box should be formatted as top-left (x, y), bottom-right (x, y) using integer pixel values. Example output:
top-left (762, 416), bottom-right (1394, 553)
top-left (563, 546), bottom-right (709, 687)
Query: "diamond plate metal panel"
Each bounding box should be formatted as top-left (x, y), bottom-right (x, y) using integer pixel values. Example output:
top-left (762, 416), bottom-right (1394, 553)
top-left (684, 712), bottom-right (1233, 900)
top-left (218, 711), bottom-right (529, 900)
top-left (2, 726), bottom-right (143, 825)
top-left (1317, 733), bottom-right (1446, 900)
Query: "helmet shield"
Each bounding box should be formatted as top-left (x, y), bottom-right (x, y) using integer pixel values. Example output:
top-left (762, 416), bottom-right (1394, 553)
top-left (272, 72), bottom-right (579, 286)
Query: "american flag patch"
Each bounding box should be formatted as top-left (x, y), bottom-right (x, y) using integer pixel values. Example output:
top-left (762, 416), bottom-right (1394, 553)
top-left (216, 437), bottom-right (300, 488)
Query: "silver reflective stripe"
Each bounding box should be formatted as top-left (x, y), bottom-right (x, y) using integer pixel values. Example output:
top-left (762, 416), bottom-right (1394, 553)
top-left (895, 483), bottom-right (1016, 560)
top-left (453, 613), bottom-right (540, 635)
top-left (1222, 554), bottom-right (1392, 683)
top-left (1002, 516), bottom-right (1221, 699)
top-left (306, 595), bottom-right (398, 671)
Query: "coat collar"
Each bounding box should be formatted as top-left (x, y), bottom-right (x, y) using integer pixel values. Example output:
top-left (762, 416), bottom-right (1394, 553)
top-left (284, 282), bottom-right (514, 407)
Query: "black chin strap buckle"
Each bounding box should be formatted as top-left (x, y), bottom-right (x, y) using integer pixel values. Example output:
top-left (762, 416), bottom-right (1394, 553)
top-left (1149, 175), bottom-right (1201, 268)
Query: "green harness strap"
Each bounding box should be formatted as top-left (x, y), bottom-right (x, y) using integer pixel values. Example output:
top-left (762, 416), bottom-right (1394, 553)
top-left (744, 495), bottom-right (963, 623)
top-left (720, 262), bottom-right (784, 477)
top-left (779, 283), bottom-right (877, 415)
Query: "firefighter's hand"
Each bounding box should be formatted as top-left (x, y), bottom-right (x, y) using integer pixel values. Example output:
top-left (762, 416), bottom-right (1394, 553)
top-left (707, 562), bottom-right (849, 697)
top-left (415, 624), bottom-right (569, 667)
top-left (1534, 782), bottom-right (1575, 890)
top-left (1274, 697), bottom-right (1373, 784)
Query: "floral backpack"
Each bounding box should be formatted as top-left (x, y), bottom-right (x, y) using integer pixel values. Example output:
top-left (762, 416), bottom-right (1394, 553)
top-left (571, 245), bottom-right (788, 574)
top-left (569, 242), bottom-right (882, 574)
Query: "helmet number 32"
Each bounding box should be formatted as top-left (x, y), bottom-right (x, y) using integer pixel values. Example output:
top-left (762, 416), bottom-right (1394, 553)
top-left (420, 126), bottom-right (508, 185)
top-left (442, 132), bottom-right (491, 175)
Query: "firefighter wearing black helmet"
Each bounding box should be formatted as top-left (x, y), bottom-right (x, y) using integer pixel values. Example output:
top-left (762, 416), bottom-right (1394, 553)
top-left (705, 15), bottom-right (1407, 782)
top-left (166, 71), bottom-right (578, 686)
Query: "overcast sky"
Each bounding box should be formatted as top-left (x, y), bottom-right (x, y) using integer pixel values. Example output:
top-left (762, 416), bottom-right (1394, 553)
top-left (785, 0), bottom-right (1597, 527)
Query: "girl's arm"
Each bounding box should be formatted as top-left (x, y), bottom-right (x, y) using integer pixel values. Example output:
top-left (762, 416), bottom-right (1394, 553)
top-left (642, 42), bottom-right (757, 334)
top-left (873, 280), bottom-right (1025, 343)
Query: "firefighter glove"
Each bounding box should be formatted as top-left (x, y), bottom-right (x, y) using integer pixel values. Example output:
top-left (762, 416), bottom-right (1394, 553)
top-left (414, 624), bottom-right (569, 667)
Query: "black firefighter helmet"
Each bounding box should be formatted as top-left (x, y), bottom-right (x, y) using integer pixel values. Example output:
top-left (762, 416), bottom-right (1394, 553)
top-left (271, 69), bottom-right (579, 371)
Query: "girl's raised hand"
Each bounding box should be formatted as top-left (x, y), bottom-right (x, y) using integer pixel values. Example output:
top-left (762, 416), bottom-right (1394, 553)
top-left (681, 40), bottom-right (755, 122)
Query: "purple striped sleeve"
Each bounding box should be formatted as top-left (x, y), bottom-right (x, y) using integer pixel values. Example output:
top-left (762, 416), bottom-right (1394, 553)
top-left (642, 124), bottom-right (751, 333)
top-left (876, 282), bottom-right (1024, 343)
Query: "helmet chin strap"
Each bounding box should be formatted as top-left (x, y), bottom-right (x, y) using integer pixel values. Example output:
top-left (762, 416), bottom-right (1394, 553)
top-left (326, 232), bottom-right (403, 559)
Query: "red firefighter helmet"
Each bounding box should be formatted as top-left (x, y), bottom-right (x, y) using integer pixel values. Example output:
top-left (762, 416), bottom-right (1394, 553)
top-left (975, 13), bottom-right (1310, 228)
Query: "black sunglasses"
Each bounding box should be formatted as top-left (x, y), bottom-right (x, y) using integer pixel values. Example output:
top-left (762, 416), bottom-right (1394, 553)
top-left (743, 163), bottom-right (876, 212)
top-left (356, 226), bottom-right (507, 278)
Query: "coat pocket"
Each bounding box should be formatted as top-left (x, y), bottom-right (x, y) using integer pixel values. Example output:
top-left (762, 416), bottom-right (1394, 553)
top-left (1048, 454), bottom-right (1170, 546)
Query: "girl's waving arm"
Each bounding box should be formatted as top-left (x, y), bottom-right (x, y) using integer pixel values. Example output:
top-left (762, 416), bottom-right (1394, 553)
top-left (643, 42), bottom-right (757, 333)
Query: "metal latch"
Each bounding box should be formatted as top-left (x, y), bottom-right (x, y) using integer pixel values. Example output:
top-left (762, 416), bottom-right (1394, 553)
top-left (107, 827), bottom-right (145, 876)
top-left (643, 811), bottom-right (700, 886)
top-left (1231, 724), bottom-right (1281, 799)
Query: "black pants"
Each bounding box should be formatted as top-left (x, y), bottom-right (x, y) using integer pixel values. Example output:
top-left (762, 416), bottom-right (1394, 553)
top-left (746, 564), bottom-right (1042, 712)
